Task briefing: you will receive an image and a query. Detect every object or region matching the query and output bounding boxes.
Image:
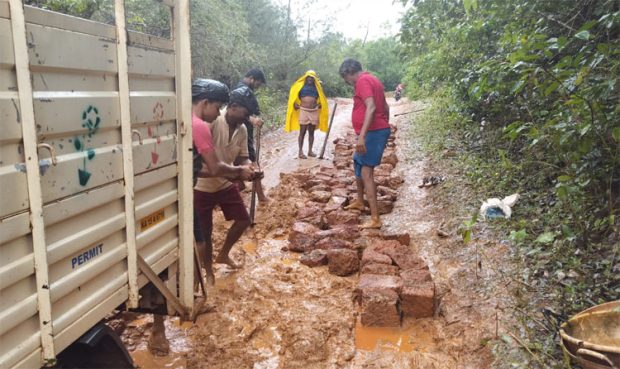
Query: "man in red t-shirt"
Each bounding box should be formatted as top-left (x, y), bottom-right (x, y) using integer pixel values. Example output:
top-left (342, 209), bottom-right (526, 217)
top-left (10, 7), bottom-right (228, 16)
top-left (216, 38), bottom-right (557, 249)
top-left (339, 58), bottom-right (391, 229)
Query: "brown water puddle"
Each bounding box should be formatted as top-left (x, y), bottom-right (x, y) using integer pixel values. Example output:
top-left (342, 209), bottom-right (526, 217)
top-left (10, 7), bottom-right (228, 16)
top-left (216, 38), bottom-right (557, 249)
top-left (126, 316), bottom-right (192, 369)
top-left (242, 240), bottom-right (257, 254)
top-left (354, 318), bottom-right (437, 353)
top-left (131, 350), bottom-right (186, 369)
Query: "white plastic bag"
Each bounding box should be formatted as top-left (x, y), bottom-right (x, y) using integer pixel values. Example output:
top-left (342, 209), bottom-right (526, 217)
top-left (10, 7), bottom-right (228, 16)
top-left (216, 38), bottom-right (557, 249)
top-left (480, 193), bottom-right (520, 220)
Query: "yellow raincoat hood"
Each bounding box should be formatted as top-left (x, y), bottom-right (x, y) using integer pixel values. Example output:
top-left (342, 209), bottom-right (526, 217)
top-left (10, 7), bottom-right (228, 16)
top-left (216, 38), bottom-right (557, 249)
top-left (285, 70), bottom-right (329, 132)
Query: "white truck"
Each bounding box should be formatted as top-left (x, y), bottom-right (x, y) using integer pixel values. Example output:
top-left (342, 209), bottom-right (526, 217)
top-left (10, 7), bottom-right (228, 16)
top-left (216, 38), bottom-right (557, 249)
top-left (0, 0), bottom-right (196, 367)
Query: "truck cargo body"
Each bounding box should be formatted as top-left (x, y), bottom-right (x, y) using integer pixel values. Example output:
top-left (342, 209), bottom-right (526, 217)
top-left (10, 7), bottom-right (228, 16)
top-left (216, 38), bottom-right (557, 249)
top-left (0, 1), bottom-right (194, 367)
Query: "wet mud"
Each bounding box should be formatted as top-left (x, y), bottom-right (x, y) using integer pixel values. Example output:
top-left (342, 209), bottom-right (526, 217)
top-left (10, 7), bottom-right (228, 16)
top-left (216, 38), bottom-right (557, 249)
top-left (116, 97), bottom-right (515, 369)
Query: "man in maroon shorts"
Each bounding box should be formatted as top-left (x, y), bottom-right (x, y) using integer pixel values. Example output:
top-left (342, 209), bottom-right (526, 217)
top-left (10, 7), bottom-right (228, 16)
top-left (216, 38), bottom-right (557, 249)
top-left (194, 85), bottom-right (259, 283)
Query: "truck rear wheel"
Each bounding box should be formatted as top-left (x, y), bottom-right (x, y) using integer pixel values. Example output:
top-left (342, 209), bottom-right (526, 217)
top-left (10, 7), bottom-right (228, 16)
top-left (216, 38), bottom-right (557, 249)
top-left (54, 323), bottom-right (134, 369)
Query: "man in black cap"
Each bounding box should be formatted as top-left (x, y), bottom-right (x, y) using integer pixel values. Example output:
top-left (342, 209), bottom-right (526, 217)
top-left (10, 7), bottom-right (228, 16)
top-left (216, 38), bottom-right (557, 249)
top-left (236, 68), bottom-right (269, 202)
top-left (194, 85), bottom-right (261, 283)
top-left (192, 79), bottom-right (253, 181)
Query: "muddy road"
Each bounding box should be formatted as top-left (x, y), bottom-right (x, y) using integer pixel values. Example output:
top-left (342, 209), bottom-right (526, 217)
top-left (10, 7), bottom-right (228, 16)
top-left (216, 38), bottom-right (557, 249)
top-left (119, 98), bottom-right (515, 369)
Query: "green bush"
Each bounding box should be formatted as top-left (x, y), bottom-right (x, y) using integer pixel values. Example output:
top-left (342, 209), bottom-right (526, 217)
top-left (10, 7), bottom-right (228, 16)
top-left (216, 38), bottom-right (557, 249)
top-left (256, 87), bottom-right (287, 131)
top-left (400, 0), bottom-right (619, 366)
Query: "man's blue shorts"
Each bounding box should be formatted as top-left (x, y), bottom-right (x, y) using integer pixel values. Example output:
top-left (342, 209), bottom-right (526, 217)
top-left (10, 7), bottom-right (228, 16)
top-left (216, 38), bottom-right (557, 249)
top-left (353, 127), bottom-right (391, 177)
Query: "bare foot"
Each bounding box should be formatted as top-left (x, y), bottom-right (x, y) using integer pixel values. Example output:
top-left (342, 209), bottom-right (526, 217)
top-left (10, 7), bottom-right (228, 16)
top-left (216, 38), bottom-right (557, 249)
top-left (308, 151), bottom-right (316, 157)
top-left (214, 255), bottom-right (242, 269)
top-left (344, 201), bottom-right (365, 211)
top-left (205, 268), bottom-right (215, 286)
top-left (360, 218), bottom-right (382, 229)
top-left (298, 152), bottom-right (307, 159)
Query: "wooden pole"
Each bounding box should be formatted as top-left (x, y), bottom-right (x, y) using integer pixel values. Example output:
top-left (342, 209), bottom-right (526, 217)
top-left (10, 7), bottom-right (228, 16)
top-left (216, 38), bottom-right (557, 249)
top-left (137, 255), bottom-right (188, 318)
top-left (319, 102), bottom-right (338, 159)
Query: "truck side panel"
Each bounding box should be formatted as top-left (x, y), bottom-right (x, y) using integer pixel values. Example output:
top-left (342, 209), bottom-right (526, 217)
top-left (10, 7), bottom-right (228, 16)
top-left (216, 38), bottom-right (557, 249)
top-left (0, 2), bottom-right (193, 367)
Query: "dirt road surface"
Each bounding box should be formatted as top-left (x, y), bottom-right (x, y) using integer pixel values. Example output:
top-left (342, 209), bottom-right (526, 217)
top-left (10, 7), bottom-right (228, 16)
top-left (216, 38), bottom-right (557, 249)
top-left (118, 98), bottom-right (515, 369)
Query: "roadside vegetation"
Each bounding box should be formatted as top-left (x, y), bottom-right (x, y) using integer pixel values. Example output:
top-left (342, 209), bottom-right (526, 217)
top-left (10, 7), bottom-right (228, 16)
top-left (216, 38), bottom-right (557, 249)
top-left (399, 0), bottom-right (619, 366)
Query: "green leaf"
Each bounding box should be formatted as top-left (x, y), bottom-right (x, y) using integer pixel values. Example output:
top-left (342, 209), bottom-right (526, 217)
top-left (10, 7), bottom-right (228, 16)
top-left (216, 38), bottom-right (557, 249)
top-left (612, 128), bottom-right (620, 142)
top-left (557, 175), bottom-right (572, 182)
top-left (463, 229), bottom-right (471, 244)
top-left (574, 30), bottom-right (590, 40)
top-left (525, 247), bottom-right (542, 256)
top-left (557, 185), bottom-right (568, 199)
top-left (511, 80), bottom-right (525, 94)
top-left (463, 0), bottom-right (478, 14)
top-left (544, 82), bottom-right (559, 96)
top-left (509, 229), bottom-right (527, 244)
top-left (535, 232), bottom-right (555, 244)
top-left (577, 20), bottom-right (597, 32)
top-left (562, 225), bottom-right (576, 240)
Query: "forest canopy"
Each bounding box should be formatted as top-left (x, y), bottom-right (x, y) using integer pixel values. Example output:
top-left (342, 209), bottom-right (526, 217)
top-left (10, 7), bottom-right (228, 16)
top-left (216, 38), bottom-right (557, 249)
top-left (25, 0), bottom-right (405, 126)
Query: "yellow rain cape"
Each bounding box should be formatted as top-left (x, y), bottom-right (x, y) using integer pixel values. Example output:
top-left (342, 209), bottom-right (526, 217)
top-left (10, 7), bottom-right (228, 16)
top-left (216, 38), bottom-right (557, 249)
top-left (284, 70), bottom-right (329, 133)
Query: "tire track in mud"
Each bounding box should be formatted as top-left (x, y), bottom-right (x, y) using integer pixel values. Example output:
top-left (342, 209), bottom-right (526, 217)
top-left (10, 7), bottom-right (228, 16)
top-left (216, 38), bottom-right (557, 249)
top-left (120, 98), bottom-right (514, 369)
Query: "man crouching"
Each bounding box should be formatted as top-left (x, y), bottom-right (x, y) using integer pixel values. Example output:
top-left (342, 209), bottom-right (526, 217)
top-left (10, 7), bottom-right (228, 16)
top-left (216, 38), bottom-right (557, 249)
top-left (194, 85), bottom-right (258, 281)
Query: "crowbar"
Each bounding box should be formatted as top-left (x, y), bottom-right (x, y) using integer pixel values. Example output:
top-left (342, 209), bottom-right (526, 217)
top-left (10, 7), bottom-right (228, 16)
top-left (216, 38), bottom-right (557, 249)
top-left (319, 101), bottom-right (338, 159)
top-left (193, 241), bottom-right (207, 296)
top-left (249, 125), bottom-right (262, 226)
top-left (190, 242), bottom-right (208, 321)
top-left (394, 108), bottom-right (426, 117)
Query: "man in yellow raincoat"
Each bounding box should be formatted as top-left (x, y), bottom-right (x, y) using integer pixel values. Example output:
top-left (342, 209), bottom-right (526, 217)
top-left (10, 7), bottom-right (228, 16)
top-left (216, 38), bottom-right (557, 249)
top-left (285, 70), bottom-right (329, 158)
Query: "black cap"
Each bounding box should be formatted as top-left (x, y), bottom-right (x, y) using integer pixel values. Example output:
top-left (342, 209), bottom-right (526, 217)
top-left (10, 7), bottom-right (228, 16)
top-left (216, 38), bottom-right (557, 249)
top-left (192, 79), bottom-right (230, 103)
top-left (245, 68), bottom-right (266, 84)
top-left (229, 85), bottom-right (258, 113)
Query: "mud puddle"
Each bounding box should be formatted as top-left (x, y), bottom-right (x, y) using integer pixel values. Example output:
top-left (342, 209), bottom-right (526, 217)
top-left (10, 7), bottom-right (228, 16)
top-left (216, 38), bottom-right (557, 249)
top-left (116, 97), bottom-right (515, 369)
top-left (120, 314), bottom-right (192, 369)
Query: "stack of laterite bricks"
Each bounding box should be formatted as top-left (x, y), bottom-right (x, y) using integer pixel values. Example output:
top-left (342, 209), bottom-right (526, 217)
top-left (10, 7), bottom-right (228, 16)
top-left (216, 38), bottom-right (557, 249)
top-left (283, 124), bottom-right (404, 274)
top-left (356, 238), bottom-right (435, 326)
top-left (285, 123), bottom-right (435, 326)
